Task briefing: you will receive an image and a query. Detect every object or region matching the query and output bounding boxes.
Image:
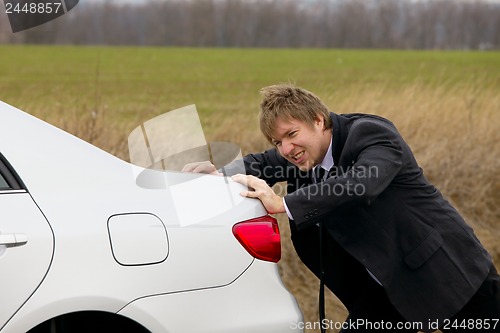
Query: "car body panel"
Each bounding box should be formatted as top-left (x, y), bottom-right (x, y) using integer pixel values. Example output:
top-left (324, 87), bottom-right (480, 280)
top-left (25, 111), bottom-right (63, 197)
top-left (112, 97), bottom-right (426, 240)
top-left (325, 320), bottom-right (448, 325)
top-left (118, 260), bottom-right (303, 333)
top-left (0, 192), bottom-right (54, 330)
top-left (0, 101), bottom-right (303, 332)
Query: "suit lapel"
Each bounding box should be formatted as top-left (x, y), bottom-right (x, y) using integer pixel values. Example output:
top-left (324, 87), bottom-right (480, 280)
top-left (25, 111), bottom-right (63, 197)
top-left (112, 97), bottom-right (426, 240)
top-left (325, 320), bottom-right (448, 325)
top-left (331, 112), bottom-right (350, 167)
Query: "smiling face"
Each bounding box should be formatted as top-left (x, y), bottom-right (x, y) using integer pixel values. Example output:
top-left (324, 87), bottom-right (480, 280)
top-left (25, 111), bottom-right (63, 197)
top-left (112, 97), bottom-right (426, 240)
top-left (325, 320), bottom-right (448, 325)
top-left (270, 115), bottom-right (332, 171)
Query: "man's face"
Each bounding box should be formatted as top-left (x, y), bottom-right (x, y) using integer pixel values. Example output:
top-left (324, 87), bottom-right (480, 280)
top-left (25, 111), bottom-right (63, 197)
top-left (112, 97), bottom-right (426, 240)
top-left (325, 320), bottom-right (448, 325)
top-left (270, 116), bottom-right (332, 171)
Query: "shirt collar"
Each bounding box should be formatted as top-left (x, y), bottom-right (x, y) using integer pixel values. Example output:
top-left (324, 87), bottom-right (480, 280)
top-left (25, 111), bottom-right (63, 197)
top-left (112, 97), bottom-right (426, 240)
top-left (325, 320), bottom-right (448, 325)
top-left (315, 138), bottom-right (334, 173)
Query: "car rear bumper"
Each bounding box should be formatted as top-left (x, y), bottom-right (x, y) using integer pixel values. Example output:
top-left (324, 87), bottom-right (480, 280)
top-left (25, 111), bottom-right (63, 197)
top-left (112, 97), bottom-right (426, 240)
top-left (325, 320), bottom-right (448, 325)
top-left (118, 259), bottom-right (304, 333)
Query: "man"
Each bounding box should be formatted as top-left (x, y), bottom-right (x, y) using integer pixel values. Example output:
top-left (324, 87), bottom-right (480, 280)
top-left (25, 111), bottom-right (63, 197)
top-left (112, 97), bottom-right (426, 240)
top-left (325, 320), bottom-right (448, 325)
top-left (183, 84), bottom-right (500, 332)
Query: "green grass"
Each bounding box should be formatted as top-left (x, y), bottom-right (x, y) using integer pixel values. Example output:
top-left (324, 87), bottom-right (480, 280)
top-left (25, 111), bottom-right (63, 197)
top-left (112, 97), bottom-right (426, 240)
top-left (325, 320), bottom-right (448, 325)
top-left (1, 45), bottom-right (499, 132)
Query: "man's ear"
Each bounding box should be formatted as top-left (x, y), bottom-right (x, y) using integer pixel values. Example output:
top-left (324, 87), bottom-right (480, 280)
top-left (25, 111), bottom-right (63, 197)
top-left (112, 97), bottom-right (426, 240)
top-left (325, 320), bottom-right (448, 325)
top-left (314, 115), bottom-right (325, 128)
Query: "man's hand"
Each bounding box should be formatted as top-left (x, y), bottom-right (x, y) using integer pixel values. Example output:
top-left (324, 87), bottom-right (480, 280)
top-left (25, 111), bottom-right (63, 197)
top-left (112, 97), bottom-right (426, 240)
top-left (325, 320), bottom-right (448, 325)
top-left (231, 174), bottom-right (285, 214)
top-left (182, 161), bottom-right (222, 176)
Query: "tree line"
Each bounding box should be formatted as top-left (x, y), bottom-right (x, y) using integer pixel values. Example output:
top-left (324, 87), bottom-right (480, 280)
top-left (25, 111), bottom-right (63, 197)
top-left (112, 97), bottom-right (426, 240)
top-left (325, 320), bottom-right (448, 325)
top-left (2, 0), bottom-right (499, 49)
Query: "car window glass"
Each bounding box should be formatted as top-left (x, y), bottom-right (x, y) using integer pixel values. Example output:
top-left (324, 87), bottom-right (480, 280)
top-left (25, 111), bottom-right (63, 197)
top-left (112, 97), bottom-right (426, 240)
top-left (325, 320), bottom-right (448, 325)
top-left (0, 154), bottom-right (22, 190)
top-left (0, 173), bottom-right (9, 190)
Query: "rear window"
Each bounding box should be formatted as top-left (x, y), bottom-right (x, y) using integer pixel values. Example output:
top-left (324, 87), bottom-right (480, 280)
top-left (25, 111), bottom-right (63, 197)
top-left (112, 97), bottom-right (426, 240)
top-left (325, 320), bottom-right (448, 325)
top-left (0, 154), bottom-right (24, 191)
top-left (0, 173), bottom-right (8, 190)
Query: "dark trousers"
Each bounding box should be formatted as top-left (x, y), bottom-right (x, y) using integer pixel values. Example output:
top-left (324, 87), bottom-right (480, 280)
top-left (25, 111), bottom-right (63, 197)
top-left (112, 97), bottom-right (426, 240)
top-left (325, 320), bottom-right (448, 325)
top-left (441, 264), bottom-right (500, 333)
top-left (337, 259), bottom-right (418, 333)
top-left (291, 224), bottom-right (413, 332)
top-left (341, 264), bottom-right (500, 333)
top-left (290, 223), bottom-right (500, 332)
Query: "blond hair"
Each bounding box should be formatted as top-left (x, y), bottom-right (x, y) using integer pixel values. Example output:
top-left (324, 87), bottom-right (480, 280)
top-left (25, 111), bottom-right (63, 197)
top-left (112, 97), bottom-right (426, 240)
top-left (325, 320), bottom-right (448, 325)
top-left (259, 84), bottom-right (332, 144)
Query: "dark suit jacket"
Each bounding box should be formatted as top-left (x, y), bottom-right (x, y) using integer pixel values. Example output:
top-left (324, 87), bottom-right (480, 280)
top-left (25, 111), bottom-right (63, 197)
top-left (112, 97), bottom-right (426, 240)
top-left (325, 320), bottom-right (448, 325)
top-left (223, 112), bottom-right (492, 330)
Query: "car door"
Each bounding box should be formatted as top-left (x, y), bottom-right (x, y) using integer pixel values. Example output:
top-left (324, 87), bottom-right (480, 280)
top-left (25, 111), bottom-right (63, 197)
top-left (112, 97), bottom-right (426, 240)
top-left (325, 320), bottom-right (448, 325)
top-left (0, 155), bottom-right (54, 330)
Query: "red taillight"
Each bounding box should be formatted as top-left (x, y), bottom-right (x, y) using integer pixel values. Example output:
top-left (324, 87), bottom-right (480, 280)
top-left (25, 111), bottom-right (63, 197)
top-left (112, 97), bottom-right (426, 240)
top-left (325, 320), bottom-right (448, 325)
top-left (232, 215), bottom-right (281, 263)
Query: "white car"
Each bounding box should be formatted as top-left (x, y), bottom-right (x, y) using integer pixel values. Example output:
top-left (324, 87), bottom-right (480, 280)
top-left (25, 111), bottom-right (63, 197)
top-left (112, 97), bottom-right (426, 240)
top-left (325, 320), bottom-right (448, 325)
top-left (0, 101), bottom-right (303, 333)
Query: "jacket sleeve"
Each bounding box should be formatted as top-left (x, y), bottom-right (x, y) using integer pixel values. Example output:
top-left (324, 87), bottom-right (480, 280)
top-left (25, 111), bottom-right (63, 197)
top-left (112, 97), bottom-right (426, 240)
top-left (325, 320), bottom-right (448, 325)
top-left (285, 119), bottom-right (403, 230)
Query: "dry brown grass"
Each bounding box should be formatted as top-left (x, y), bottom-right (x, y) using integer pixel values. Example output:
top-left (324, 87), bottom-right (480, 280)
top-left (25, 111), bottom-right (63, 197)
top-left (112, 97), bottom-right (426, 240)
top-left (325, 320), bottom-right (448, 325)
top-left (48, 83), bottom-right (498, 333)
top-left (32, 103), bottom-right (132, 161)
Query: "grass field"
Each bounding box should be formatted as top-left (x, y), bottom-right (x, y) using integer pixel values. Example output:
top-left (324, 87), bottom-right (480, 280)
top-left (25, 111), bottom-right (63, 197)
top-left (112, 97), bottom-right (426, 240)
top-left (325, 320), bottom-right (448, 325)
top-left (1, 45), bottom-right (499, 332)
